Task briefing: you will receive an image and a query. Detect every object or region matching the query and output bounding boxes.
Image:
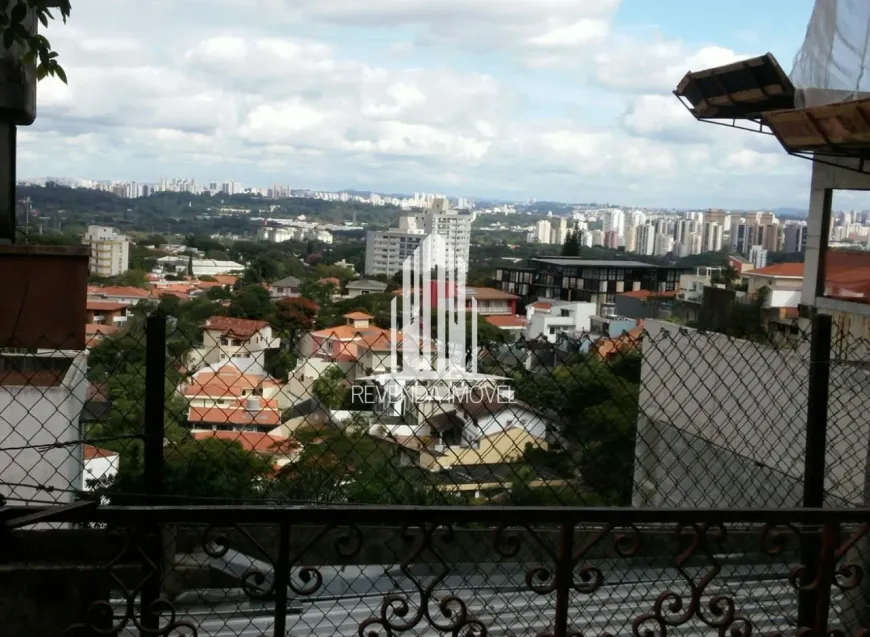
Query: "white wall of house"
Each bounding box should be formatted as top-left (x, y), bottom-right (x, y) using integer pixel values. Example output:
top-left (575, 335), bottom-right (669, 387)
top-left (0, 352), bottom-right (88, 509)
top-left (526, 302), bottom-right (597, 343)
top-left (766, 289), bottom-right (802, 309)
top-left (82, 453), bottom-right (119, 490)
top-left (194, 326), bottom-right (279, 369)
top-left (633, 321), bottom-right (868, 508)
top-left (471, 408), bottom-right (549, 441)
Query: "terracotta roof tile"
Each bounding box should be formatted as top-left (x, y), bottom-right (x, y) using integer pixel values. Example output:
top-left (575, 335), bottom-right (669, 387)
top-left (86, 300), bottom-right (130, 312)
top-left (85, 323), bottom-right (120, 335)
top-left (191, 430), bottom-right (291, 452)
top-left (485, 315), bottom-right (528, 328)
top-left (746, 263), bottom-right (804, 278)
top-left (88, 286), bottom-right (151, 297)
top-left (343, 311), bottom-right (374, 320)
top-left (530, 302), bottom-right (552, 310)
top-left (468, 287), bottom-right (519, 301)
top-left (83, 444), bottom-right (118, 460)
top-left (204, 316), bottom-right (270, 339)
top-left (618, 290), bottom-right (679, 299)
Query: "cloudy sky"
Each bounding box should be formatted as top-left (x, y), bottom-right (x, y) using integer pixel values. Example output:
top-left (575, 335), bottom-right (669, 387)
top-left (19, 0), bottom-right (821, 208)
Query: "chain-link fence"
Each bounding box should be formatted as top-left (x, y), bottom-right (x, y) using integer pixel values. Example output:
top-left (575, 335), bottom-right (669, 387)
top-left (2, 303), bottom-right (869, 635)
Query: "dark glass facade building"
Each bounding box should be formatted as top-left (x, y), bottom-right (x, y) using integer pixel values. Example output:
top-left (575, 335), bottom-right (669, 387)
top-left (495, 258), bottom-right (685, 310)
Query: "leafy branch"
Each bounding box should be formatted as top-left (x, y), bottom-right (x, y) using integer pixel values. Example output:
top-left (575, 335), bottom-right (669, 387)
top-left (0, 0), bottom-right (70, 83)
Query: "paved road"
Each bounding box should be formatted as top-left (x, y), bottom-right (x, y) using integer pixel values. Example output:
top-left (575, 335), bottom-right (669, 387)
top-left (113, 557), bottom-right (846, 637)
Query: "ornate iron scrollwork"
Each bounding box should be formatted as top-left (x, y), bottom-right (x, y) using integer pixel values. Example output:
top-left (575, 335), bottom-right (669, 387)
top-left (65, 529), bottom-right (197, 636)
top-left (632, 523), bottom-right (752, 637)
top-left (833, 523), bottom-right (869, 592)
top-left (359, 523), bottom-right (486, 637)
top-left (202, 523), bottom-right (277, 599)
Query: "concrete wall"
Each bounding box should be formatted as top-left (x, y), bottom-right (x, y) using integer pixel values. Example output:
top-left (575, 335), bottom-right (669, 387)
top-left (0, 352), bottom-right (88, 507)
top-left (633, 320), bottom-right (870, 507)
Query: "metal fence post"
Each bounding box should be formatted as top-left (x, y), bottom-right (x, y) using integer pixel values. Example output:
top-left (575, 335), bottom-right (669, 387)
top-left (553, 521), bottom-right (574, 637)
top-left (798, 311), bottom-right (832, 629)
top-left (141, 314), bottom-right (167, 630)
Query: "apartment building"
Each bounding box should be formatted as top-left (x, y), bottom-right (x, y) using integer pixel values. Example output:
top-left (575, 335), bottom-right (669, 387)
top-left (82, 225), bottom-right (130, 278)
top-left (365, 198), bottom-right (472, 280)
top-left (783, 222), bottom-right (807, 253)
top-left (496, 257), bottom-right (684, 313)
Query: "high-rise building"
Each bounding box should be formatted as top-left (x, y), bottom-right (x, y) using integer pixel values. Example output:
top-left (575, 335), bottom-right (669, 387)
top-left (763, 223), bottom-right (784, 252)
top-left (688, 232), bottom-right (703, 255)
top-left (628, 210), bottom-right (646, 229)
top-left (551, 218), bottom-right (569, 246)
top-left (749, 245), bottom-right (768, 269)
top-left (604, 230), bottom-right (619, 250)
top-left (654, 234), bottom-right (674, 256)
top-left (365, 199), bottom-right (472, 281)
top-left (533, 220), bottom-right (552, 244)
top-left (654, 218), bottom-right (669, 236)
top-left (604, 209), bottom-right (625, 239)
top-left (674, 219), bottom-right (689, 246)
top-left (783, 223), bottom-right (808, 253)
top-left (590, 230), bottom-right (605, 247)
top-left (636, 224), bottom-right (656, 256)
top-left (580, 231), bottom-right (593, 248)
top-left (625, 226), bottom-right (638, 253)
top-left (83, 226), bottom-right (130, 278)
top-left (705, 209), bottom-right (732, 233)
top-left (702, 222), bottom-right (723, 252)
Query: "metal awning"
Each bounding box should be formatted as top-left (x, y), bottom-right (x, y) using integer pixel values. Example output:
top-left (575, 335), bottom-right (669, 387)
top-left (674, 53), bottom-right (794, 121)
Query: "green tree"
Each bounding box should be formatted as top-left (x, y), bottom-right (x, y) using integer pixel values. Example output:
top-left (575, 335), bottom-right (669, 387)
top-left (0, 1), bottom-right (71, 84)
top-left (227, 285), bottom-right (273, 320)
top-left (94, 438), bottom-right (273, 504)
top-left (299, 279), bottom-right (335, 311)
top-left (711, 264), bottom-right (739, 289)
top-left (206, 285), bottom-right (233, 301)
top-left (103, 269), bottom-right (149, 288)
top-left (311, 365), bottom-right (350, 409)
top-left (561, 229), bottom-right (580, 257)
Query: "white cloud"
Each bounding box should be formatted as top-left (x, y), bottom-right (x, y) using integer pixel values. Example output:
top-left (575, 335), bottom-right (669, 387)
top-left (18, 0), bottom-right (813, 207)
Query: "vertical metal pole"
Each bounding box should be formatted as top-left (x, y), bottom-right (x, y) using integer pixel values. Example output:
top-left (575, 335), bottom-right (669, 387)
top-left (553, 521), bottom-right (574, 637)
top-left (141, 314), bottom-right (166, 630)
top-left (0, 123), bottom-right (16, 243)
top-left (798, 311), bottom-right (832, 628)
top-left (144, 314), bottom-right (166, 498)
top-left (273, 523), bottom-right (291, 637)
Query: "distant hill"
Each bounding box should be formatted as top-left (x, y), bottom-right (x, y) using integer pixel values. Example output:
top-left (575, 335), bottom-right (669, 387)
top-left (773, 207), bottom-right (808, 218)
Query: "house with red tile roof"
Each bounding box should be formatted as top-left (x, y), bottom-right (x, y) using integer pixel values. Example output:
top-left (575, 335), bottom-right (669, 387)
top-left (484, 314), bottom-right (528, 337)
top-left (87, 285), bottom-right (152, 305)
top-left (296, 312), bottom-right (403, 385)
top-left (85, 299), bottom-right (130, 341)
top-left (743, 262), bottom-right (804, 318)
top-left (85, 323), bottom-right (120, 348)
top-left (81, 444), bottom-right (119, 491)
top-left (182, 358), bottom-right (286, 432)
top-left (189, 316), bottom-right (280, 371)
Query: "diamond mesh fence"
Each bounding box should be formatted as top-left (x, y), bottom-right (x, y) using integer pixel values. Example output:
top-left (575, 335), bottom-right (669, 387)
top-left (2, 297), bottom-right (869, 635)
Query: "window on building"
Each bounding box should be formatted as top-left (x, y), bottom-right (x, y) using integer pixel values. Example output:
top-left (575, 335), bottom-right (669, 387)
top-left (561, 310), bottom-right (570, 317)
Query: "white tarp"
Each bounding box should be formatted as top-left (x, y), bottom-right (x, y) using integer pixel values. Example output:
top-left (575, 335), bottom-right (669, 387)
top-left (790, 0), bottom-right (870, 107)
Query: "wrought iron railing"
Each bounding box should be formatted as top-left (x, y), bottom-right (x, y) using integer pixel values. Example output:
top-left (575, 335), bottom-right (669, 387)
top-left (3, 505), bottom-right (867, 637)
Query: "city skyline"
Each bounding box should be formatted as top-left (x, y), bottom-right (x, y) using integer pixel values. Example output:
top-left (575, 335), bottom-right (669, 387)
top-left (19, 0), bottom-right (859, 210)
